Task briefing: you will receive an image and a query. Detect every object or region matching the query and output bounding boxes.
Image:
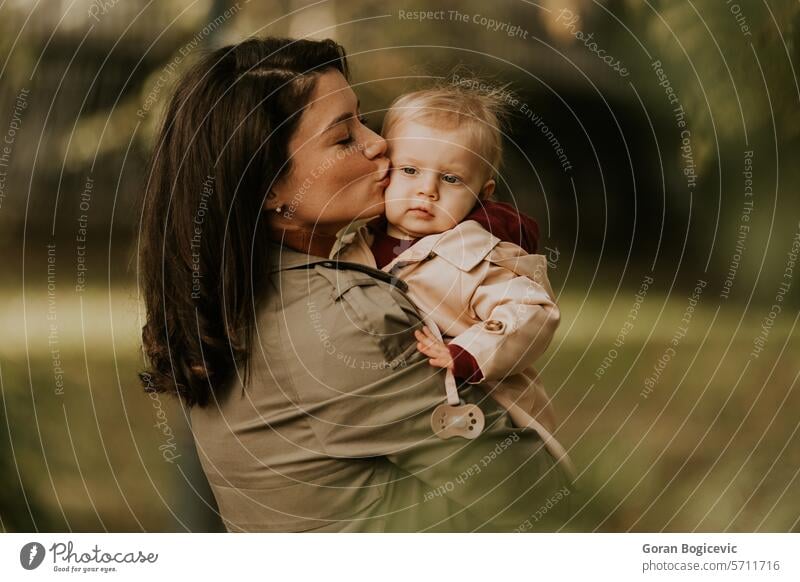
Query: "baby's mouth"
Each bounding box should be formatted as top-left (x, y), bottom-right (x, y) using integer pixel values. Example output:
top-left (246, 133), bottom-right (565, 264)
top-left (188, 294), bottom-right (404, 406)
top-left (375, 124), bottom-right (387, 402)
top-left (408, 207), bottom-right (434, 218)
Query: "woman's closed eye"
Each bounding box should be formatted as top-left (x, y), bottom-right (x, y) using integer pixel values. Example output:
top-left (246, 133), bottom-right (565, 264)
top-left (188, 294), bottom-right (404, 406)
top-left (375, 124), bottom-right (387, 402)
top-left (336, 114), bottom-right (370, 145)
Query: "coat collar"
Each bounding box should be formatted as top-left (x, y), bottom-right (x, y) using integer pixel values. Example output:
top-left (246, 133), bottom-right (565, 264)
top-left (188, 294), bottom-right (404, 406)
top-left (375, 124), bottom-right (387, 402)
top-left (268, 241), bottom-right (333, 271)
top-left (382, 219), bottom-right (502, 273)
top-left (268, 239), bottom-right (409, 290)
top-left (268, 220), bottom-right (358, 271)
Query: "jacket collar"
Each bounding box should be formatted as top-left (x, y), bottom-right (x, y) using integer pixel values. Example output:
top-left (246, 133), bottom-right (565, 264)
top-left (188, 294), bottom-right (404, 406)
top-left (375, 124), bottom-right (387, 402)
top-left (268, 239), bottom-right (409, 290)
top-left (268, 241), bottom-right (333, 271)
top-left (382, 219), bottom-right (502, 273)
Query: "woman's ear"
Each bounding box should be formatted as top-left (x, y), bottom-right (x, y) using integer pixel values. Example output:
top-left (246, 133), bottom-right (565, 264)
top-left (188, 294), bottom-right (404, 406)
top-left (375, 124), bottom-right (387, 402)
top-left (264, 189), bottom-right (282, 212)
top-left (479, 179), bottom-right (496, 200)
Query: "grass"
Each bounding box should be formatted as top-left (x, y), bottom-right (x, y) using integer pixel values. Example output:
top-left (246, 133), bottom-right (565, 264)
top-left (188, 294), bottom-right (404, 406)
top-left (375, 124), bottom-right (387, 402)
top-left (1, 285), bottom-right (797, 531)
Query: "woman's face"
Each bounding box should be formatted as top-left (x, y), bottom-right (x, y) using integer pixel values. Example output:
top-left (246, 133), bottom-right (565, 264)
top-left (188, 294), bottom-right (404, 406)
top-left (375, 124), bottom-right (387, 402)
top-left (269, 70), bottom-right (389, 235)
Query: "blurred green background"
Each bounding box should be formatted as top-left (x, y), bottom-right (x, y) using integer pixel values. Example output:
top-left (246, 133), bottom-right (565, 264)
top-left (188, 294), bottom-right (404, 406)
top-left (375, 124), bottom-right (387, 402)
top-left (1, 0), bottom-right (798, 532)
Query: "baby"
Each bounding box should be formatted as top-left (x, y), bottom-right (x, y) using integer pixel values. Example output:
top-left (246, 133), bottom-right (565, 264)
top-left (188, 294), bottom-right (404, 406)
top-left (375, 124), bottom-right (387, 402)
top-left (333, 82), bottom-right (574, 477)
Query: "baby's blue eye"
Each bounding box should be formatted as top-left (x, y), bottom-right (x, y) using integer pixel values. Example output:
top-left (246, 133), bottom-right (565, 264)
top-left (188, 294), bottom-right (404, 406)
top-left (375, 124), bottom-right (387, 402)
top-left (401, 167), bottom-right (418, 175)
top-left (442, 174), bottom-right (461, 184)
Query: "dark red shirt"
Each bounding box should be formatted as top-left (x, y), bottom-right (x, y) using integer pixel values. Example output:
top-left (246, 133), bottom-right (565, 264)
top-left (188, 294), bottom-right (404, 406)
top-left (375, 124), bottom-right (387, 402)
top-left (370, 223), bottom-right (418, 270)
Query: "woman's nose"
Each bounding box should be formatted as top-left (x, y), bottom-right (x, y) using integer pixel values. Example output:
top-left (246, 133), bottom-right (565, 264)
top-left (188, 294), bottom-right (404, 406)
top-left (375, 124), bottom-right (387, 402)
top-left (362, 128), bottom-right (387, 159)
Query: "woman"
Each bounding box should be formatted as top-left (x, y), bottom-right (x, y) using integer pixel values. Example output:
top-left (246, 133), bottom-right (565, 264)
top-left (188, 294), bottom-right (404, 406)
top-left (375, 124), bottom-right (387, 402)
top-left (139, 36), bottom-right (573, 532)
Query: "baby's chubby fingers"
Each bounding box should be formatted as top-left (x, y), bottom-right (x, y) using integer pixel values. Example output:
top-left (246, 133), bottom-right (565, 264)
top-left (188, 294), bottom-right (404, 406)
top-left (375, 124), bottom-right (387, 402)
top-left (414, 330), bottom-right (434, 353)
top-left (420, 325), bottom-right (438, 340)
top-left (415, 331), bottom-right (441, 353)
top-left (414, 328), bottom-right (434, 346)
top-left (427, 357), bottom-right (450, 368)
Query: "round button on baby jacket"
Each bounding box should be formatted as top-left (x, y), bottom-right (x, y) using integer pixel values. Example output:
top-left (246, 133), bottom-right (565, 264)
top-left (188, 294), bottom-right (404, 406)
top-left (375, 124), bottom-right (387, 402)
top-left (483, 319), bottom-right (505, 332)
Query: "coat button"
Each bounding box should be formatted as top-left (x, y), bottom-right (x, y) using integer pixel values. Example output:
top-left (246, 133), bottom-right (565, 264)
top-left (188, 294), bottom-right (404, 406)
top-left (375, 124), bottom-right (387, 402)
top-left (484, 319), bottom-right (505, 333)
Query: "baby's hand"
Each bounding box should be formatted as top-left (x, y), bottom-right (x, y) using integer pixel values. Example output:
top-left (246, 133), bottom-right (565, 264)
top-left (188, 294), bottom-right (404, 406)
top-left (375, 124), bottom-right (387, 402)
top-left (414, 326), bottom-right (454, 371)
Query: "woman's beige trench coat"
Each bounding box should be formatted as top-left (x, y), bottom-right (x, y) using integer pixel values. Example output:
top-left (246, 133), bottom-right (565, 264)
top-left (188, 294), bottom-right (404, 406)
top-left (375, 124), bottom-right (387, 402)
top-left (189, 241), bottom-right (573, 532)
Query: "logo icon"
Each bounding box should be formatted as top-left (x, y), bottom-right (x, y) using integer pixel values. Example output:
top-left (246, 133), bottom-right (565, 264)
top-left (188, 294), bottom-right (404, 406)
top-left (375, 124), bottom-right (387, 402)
top-left (20, 542), bottom-right (46, 570)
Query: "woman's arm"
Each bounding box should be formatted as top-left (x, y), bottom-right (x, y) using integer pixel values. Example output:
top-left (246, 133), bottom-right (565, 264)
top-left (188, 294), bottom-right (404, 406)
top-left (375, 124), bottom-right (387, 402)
top-left (303, 264), bottom-right (569, 530)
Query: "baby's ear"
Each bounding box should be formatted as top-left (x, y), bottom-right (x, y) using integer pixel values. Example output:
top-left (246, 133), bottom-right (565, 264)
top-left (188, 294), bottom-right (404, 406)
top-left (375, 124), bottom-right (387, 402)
top-left (479, 179), bottom-right (496, 200)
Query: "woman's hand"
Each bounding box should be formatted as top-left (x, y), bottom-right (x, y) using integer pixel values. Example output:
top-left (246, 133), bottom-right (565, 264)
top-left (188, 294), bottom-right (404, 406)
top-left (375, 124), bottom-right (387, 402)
top-left (414, 326), bottom-right (454, 372)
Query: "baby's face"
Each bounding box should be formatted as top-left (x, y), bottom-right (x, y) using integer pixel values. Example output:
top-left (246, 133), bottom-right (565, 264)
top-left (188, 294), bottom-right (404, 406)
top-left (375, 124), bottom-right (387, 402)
top-left (383, 120), bottom-right (495, 239)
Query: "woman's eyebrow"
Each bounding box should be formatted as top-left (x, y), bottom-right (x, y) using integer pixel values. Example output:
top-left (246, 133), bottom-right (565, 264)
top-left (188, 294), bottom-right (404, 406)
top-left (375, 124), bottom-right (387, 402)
top-left (323, 98), bottom-right (360, 132)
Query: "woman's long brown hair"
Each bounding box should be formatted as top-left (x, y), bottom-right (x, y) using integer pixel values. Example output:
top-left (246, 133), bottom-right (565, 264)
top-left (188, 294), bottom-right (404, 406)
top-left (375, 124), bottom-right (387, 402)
top-left (138, 37), bottom-right (349, 407)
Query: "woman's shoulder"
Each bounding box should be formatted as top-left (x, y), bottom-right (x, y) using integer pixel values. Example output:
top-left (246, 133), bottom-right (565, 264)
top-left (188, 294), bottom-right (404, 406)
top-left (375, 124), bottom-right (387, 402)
top-left (271, 251), bottom-right (422, 364)
top-left (312, 260), bottom-right (421, 341)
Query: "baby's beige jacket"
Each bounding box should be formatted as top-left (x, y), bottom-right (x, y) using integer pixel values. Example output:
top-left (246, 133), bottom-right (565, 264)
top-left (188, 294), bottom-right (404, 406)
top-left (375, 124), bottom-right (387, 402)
top-left (332, 219), bottom-right (574, 475)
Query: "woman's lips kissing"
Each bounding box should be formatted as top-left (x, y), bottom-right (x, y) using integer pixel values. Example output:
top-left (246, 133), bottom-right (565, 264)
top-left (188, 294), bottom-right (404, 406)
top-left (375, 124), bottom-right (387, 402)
top-left (376, 166), bottom-right (391, 188)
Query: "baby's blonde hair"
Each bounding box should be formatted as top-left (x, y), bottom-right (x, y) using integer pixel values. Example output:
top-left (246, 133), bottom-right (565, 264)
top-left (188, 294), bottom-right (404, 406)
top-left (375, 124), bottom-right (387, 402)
top-left (381, 73), bottom-right (514, 182)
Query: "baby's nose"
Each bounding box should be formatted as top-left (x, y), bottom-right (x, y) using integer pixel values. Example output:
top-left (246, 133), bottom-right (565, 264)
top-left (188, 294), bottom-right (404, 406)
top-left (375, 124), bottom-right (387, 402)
top-left (418, 180), bottom-right (438, 199)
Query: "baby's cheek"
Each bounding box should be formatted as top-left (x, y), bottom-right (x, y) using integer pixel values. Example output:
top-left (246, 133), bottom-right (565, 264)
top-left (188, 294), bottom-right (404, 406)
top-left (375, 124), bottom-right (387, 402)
top-left (384, 199), bottom-right (405, 225)
top-left (383, 183), bottom-right (406, 219)
top-left (384, 177), bottom-right (404, 198)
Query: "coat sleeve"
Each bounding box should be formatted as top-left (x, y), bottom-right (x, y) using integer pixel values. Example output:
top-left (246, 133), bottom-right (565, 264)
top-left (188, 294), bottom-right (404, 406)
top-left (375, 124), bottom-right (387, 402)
top-left (302, 267), bottom-right (568, 530)
top-left (448, 244), bottom-right (560, 382)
